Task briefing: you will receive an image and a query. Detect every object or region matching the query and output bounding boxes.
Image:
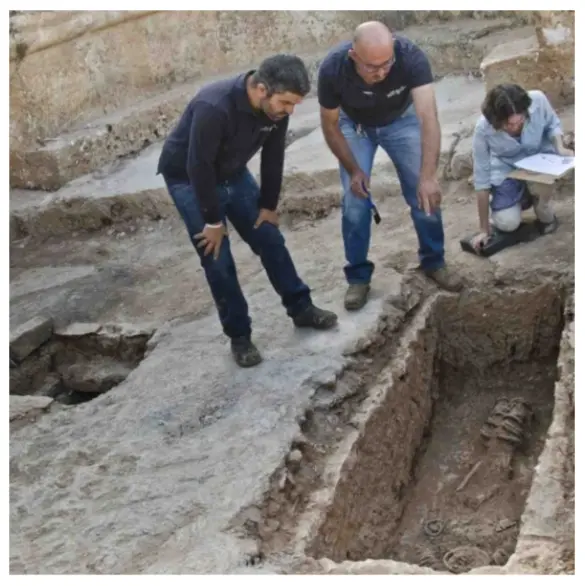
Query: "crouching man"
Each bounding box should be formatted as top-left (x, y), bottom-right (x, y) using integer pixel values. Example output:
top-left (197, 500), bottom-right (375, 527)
top-left (318, 21), bottom-right (463, 311)
top-left (471, 84), bottom-right (572, 249)
top-left (157, 54), bottom-right (338, 367)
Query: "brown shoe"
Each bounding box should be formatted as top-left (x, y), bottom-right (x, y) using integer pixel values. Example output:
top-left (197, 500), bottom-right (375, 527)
top-left (423, 266), bottom-right (463, 292)
top-left (231, 337), bottom-right (263, 368)
top-left (293, 304), bottom-right (338, 330)
top-left (344, 283), bottom-right (370, 311)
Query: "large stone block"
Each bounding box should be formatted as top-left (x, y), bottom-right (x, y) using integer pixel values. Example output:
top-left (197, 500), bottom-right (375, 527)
top-left (481, 13), bottom-right (574, 109)
top-left (10, 316), bottom-right (54, 362)
top-left (448, 134), bottom-right (474, 180)
top-left (533, 10), bottom-right (574, 46)
top-left (402, 19), bottom-right (534, 78)
top-left (10, 395), bottom-right (54, 422)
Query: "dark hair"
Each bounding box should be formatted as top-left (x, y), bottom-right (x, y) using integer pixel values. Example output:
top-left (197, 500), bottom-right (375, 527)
top-left (481, 84), bottom-right (532, 129)
top-left (250, 54), bottom-right (310, 97)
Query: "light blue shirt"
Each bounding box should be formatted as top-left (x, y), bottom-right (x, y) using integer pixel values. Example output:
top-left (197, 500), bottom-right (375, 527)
top-left (472, 90), bottom-right (563, 191)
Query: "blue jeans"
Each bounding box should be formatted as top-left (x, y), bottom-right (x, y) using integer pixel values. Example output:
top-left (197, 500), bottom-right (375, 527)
top-left (490, 178), bottom-right (525, 211)
top-left (164, 169), bottom-right (312, 339)
top-left (339, 106), bottom-right (445, 284)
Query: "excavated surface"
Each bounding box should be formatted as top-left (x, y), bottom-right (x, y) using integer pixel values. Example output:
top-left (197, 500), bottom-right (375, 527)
top-left (9, 17), bottom-right (575, 575)
top-left (10, 13), bottom-right (529, 190)
top-left (296, 287), bottom-right (564, 573)
top-left (9, 74), bottom-right (487, 242)
top-left (389, 360), bottom-right (557, 572)
top-left (9, 179), bottom-right (575, 331)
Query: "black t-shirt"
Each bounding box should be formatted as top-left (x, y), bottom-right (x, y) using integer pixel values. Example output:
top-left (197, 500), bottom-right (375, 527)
top-left (317, 36), bottom-right (433, 127)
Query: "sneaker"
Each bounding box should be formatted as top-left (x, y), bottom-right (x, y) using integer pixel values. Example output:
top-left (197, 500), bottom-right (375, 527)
top-left (231, 337), bottom-right (263, 368)
top-left (423, 266), bottom-right (463, 292)
top-left (344, 283), bottom-right (371, 311)
top-left (538, 215), bottom-right (559, 235)
top-left (293, 304), bottom-right (338, 330)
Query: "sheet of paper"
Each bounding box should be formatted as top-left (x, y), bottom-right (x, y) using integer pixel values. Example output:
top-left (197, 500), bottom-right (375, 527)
top-left (513, 153), bottom-right (575, 177)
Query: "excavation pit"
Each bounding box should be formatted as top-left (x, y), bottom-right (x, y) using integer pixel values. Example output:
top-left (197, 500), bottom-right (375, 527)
top-left (9, 321), bottom-right (154, 405)
top-left (305, 285), bottom-right (564, 574)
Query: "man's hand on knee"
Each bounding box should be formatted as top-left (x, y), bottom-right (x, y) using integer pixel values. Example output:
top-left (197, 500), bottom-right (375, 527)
top-left (350, 168), bottom-right (370, 198)
top-left (254, 208), bottom-right (279, 228)
top-left (194, 224), bottom-right (227, 260)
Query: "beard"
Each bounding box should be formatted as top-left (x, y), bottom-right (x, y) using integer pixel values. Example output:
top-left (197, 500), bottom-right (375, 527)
top-left (268, 111), bottom-right (286, 121)
top-left (260, 99), bottom-right (287, 121)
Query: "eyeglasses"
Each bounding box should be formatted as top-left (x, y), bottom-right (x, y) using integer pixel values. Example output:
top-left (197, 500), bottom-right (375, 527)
top-left (355, 54), bottom-right (395, 73)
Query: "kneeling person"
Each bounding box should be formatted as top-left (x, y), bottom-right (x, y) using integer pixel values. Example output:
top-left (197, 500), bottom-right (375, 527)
top-left (157, 54), bottom-right (338, 367)
top-left (471, 84), bottom-right (572, 250)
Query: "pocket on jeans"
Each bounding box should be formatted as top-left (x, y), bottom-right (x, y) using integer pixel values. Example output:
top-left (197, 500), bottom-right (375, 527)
top-left (339, 113), bottom-right (361, 140)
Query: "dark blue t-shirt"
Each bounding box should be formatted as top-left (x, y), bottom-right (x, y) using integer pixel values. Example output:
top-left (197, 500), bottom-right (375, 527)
top-left (317, 36), bottom-right (433, 127)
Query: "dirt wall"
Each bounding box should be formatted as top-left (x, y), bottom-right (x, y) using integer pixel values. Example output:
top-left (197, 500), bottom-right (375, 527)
top-left (9, 10), bottom-right (530, 149)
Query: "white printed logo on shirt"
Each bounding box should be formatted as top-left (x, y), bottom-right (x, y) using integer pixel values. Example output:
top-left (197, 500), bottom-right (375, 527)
top-left (387, 85), bottom-right (407, 98)
top-left (260, 125), bottom-right (277, 132)
top-left (361, 86), bottom-right (407, 98)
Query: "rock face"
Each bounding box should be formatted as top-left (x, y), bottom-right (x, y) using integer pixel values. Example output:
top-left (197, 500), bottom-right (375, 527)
top-left (448, 134), bottom-right (474, 181)
top-left (481, 10), bottom-right (574, 109)
top-left (10, 11), bottom-right (532, 191)
top-left (10, 395), bottom-right (54, 427)
top-left (9, 11), bottom-right (385, 153)
top-left (58, 358), bottom-right (133, 393)
top-left (10, 316), bottom-right (53, 362)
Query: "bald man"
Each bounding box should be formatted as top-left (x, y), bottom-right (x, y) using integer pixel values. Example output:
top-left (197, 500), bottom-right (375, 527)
top-left (318, 21), bottom-right (462, 310)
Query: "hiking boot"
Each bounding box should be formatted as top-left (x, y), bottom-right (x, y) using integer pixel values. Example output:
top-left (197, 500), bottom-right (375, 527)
top-left (293, 304), bottom-right (338, 330)
top-left (424, 266), bottom-right (463, 292)
top-left (344, 283), bottom-right (370, 311)
top-left (538, 215), bottom-right (559, 235)
top-left (231, 337), bottom-right (263, 368)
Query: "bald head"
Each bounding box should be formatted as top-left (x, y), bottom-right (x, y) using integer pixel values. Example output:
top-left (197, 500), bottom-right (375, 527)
top-left (353, 21), bottom-right (393, 50)
top-left (350, 21), bottom-right (395, 84)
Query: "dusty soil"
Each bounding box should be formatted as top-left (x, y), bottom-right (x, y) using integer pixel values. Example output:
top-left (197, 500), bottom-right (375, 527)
top-left (389, 360), bottom-right (557, 572)
top-left (9, 165), bottom-right (575, 575)
top-left (259, 284), bottom-right (567, 575)
top-left (9, 178), bottom-right (575, 331)
top-left (9, 47), bottom-right (575, 574)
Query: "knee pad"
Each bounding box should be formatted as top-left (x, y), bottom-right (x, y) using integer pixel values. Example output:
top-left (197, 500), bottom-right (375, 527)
top-left (495, 216), bottom-right (521, 233)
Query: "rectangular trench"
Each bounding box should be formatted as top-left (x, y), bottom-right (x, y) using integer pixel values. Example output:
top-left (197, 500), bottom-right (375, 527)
top-left (306, 284), bottom-right (565, 573)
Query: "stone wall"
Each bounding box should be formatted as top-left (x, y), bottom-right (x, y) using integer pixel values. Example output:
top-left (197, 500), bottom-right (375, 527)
top-left (9, 10), bottom-right (530, 150)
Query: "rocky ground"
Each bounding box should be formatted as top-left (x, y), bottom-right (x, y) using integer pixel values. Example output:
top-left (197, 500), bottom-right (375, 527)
top-left (9, 17), bottom-right (575, 575)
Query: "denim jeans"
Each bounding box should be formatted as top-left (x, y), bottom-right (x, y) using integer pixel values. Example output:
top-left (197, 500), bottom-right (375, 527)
top-left (164, 169), bottom-right (312, 339)
top-left (339, 105), bottom-right (445, 283)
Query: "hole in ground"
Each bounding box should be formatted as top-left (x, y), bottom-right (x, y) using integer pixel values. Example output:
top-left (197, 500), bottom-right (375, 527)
top-left (10, 323), bottom-right (154, 404)
top-left (306, 284), bottom-right (565, 573)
